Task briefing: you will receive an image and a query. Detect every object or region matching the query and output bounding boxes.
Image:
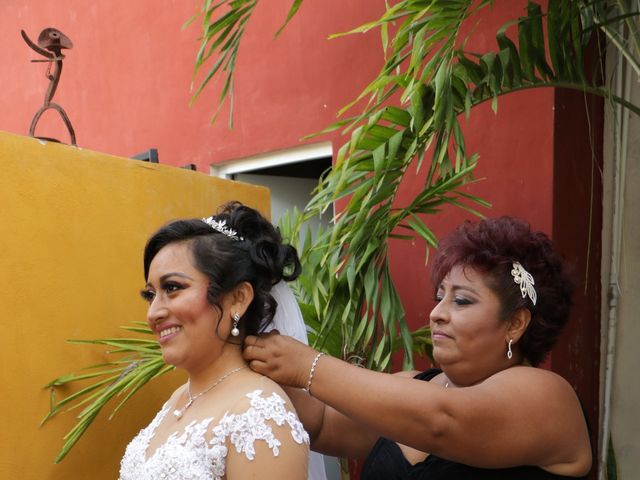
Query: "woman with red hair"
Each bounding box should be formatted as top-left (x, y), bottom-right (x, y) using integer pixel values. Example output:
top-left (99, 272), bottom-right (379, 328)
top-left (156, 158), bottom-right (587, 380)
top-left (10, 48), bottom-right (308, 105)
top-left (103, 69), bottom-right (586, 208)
top-left (244, 217), bottom-right (592, 479)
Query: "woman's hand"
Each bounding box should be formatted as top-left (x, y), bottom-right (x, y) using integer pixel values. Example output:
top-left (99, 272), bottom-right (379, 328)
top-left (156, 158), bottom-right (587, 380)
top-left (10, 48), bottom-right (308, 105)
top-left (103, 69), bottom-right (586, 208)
top-left (243, 331), bottom-right (318, 389)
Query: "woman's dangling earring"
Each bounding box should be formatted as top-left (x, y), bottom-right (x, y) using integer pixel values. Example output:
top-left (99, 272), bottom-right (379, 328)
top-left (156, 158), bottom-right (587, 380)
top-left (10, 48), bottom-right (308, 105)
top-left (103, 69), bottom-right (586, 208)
top-left (231, 312), bottom-right (241, 337)
top-left (507, 339), bottom-right (513, 359)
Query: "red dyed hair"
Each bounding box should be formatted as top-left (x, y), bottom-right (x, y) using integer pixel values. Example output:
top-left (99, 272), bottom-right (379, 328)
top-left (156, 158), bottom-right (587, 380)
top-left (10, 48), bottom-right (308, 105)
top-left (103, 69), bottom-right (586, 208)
top-left (431, 217), bottom-right (574, 366)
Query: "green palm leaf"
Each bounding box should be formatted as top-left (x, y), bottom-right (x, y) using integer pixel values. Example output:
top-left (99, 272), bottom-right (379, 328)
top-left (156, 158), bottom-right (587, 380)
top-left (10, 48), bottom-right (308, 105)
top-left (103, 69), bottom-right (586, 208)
top-left (42, 324), bottom-right (170, 463)
top-left (189, 0), bottom-right (306, 125)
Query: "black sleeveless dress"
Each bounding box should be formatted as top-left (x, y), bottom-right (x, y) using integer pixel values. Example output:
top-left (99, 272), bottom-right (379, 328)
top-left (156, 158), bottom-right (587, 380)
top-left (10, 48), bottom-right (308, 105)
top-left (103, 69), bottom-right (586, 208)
top-left (360, 369), bottom-right (588, 480)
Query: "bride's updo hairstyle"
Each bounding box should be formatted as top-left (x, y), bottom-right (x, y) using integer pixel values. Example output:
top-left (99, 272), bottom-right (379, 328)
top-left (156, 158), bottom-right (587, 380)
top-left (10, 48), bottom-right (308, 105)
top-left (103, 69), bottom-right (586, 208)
top-left (431, 217), bottom-right (574, 366)
top-left (143, 201), bottom-right (301, 339)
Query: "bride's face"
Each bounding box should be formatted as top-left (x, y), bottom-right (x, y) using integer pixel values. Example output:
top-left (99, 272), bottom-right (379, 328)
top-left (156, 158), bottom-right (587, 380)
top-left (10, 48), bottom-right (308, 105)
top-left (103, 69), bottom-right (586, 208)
top-left (142, 241), bottom-right (233, 370)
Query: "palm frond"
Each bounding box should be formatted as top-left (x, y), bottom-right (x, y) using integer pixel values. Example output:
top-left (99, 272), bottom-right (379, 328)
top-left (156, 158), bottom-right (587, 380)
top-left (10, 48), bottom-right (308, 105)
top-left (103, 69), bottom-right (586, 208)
top-left (42, 324), bottom-right (170, 463)
top-left (189, 0), bottom-right (306, 125)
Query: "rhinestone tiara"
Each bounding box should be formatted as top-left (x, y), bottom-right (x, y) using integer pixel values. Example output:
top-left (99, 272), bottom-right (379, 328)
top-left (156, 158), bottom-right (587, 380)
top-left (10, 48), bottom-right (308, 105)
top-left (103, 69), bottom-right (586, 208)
top-left (201, 217), bottom-right (243, 241)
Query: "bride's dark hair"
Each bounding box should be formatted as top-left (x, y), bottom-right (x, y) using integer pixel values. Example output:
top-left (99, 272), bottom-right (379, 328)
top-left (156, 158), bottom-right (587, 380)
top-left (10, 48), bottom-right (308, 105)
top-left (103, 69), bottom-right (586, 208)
top-left (143, 201), bottom-right (301, 338)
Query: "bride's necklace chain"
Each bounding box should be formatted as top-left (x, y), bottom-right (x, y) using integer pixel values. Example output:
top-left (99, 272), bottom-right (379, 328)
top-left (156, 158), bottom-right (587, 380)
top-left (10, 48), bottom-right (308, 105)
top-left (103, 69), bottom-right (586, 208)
top-left (173, 366), bottom-right (247, 420)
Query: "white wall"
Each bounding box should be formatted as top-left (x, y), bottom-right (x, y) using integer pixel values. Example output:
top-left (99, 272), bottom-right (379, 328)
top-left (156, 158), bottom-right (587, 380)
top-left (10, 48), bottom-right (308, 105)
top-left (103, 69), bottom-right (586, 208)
top-left (600, 47), bottom-right (640, 479)
top-left (235, 173), bottom-right (332, 236)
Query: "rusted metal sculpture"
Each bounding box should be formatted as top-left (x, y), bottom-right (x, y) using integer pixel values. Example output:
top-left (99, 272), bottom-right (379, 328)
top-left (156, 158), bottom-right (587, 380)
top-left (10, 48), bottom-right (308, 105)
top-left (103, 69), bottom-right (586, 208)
top-left (22, 28), bottom-right (76, 146)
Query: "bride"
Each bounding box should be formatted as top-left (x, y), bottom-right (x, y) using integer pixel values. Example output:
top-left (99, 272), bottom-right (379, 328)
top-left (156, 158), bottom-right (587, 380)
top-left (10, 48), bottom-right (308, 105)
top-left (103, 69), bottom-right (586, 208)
top-left (119, 202), bottom-right (309, 480)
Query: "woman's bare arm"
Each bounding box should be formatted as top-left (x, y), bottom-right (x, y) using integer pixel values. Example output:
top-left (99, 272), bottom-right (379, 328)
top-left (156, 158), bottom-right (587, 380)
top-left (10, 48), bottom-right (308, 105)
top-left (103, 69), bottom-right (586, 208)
top-left (244, 334), bottom-right (591, 475)
top-left (283, 386), bottom-right (380, 459)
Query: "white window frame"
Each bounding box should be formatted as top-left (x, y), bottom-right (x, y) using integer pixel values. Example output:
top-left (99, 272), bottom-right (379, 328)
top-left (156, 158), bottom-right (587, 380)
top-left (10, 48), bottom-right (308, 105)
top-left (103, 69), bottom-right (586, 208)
top-left (209, 142), bottom-right (333, 179)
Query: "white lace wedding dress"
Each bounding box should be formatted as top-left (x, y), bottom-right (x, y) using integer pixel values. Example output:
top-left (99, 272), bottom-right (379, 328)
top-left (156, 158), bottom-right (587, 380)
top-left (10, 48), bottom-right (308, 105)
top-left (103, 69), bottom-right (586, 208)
top-left (119, 388), bottom-right (309, 480)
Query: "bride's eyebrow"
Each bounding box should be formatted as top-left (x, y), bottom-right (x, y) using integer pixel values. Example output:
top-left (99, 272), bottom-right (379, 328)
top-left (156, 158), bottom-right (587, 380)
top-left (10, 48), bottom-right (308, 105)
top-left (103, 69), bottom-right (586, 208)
top-left (145, 272), bottom-right (194, 288)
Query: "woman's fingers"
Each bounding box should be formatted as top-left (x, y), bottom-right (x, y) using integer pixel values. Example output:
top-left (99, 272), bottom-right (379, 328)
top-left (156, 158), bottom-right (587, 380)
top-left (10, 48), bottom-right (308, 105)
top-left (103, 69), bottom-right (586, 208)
top-left (242, 332), bottom-right (318, 388)
top-left (243, 343), bottom-right (266, 362)
top-left (243, 333), bottom-right (284, 367)
top-left (244, 334), bottom-right (263, 347)
top-left (247, 359), bottom-right (269, 376)
top-left (244, 330), bottom-right (280, 349)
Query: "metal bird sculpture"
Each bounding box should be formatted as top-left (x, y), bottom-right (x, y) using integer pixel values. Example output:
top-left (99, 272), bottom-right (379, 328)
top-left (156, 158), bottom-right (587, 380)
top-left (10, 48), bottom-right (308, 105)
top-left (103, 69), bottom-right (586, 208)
top-left (22, 28), bottom-right (77, 146)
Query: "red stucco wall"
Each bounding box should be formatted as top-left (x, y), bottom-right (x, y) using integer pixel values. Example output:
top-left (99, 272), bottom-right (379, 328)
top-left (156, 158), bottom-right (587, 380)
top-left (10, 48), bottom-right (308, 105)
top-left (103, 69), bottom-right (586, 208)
top-left (1, 0), bottom-right (385, 166)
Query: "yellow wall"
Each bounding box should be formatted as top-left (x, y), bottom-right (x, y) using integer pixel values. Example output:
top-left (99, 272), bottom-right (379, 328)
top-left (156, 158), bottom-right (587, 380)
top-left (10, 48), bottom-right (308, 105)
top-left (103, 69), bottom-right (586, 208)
top-left (0, 131), bottom-right (270, 479)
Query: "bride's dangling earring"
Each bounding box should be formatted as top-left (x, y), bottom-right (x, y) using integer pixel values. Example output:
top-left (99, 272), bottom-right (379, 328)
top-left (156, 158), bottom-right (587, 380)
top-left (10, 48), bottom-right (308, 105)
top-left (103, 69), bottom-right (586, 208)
top-left (231, 312), bottom-right (240, 337)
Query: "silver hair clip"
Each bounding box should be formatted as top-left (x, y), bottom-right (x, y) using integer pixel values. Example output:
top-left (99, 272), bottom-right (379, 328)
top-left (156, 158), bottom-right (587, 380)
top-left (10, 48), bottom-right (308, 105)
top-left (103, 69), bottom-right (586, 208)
top-left (201, 217), bottom-right (243, 241)
top-left (511, 261), bottom-right (537, 306)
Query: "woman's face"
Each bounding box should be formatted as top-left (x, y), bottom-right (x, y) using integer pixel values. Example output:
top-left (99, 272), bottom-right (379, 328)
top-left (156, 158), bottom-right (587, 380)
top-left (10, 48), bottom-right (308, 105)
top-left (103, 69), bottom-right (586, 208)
top-left (142, 241), bottom-right (233, 371)
top-left (429, 264), bottom-right (510, 379)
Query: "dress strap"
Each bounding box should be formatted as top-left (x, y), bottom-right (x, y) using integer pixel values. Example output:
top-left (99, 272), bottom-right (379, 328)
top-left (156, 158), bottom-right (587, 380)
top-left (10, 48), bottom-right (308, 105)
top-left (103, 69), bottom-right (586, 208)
top-left (413, 368), bottom-right (442, 382)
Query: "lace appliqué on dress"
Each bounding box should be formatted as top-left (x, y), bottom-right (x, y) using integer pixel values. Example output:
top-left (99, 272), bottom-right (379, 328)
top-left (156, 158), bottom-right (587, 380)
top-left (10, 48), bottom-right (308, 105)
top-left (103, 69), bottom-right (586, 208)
top-left (119, 389), bottom-right (309, 480)
top-left (211, 390), bottom-right (309, 461)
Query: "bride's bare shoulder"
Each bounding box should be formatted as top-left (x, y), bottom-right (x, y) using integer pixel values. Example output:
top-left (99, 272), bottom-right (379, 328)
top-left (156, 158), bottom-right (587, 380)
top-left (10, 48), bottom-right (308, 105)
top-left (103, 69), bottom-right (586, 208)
top-left (236, 369), bottom-right (293, 401)
top-left (225, 370), bottom-right (296, 412)
top-left (257, 373), bottom-right (292, 398)
top-left (167, 382), bottom-right (188, 402)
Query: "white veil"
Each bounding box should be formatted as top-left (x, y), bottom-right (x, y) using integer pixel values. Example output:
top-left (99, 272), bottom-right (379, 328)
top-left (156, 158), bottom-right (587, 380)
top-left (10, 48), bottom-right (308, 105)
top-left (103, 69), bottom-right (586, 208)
top-left (269, 281), bottom-right (328, 480)
top-left (269, 281), bottom-right (309, 344)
